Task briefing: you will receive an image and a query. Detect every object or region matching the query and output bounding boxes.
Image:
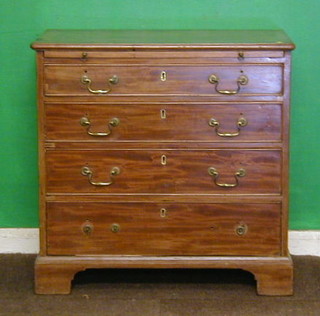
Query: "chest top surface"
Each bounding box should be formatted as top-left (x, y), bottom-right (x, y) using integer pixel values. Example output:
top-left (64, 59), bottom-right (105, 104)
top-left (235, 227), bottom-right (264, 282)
top-left (31, 29), bottom-right (295, 50)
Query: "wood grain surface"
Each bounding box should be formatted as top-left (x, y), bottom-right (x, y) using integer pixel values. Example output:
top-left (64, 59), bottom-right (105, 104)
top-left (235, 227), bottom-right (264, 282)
top-left (31, 29), bottom-right (295, 50)
top-left (45, 103), bottom-right (282, 142)
top-left (45, 149), bottom-right (281, 194)
top-left (44, 64), bottom-right (283, 96)
top-left (46, 202), bottom-right (281, 256)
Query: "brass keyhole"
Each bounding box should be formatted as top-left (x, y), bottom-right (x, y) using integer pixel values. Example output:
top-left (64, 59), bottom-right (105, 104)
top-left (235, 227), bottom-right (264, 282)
top-left (161, 155), bottom-right (167, 165)
top-left (160, 208), bottom-right (167, 218)
top-left (160, 71), bottom-right (167, 81)
top-left (160, 109), bottom-right (167, 119)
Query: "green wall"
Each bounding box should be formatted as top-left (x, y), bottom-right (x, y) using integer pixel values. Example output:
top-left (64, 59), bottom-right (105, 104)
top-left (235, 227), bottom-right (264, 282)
top-left (0, 0), bottom-right (319, 229)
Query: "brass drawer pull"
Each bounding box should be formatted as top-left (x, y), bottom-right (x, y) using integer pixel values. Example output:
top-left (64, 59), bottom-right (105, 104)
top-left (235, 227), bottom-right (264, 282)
top-left (208, 74), bottom-right (248, 95)
top-left (235, 223), bottom-right (248, 236)
top-left (111, 223), bottom-right (120, 233)
top-left (238, 51), bottom-right (245, 60)
top-left (81, 74), bottom-right (119, 94)
top-left (81, 220), bottom-right (94, 235)
top-left (80, 117), bottom-right (120, 137)
top-left (209, 116), bottom-right (248, 137)
top-left (81, 166), bottom-right (120, 186)
top-left (208, 167), bottom-right (246, 188)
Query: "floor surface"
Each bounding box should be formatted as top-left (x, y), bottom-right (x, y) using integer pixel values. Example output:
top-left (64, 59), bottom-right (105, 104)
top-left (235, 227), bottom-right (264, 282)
top-left (0, 255), bottom-right (319, 315)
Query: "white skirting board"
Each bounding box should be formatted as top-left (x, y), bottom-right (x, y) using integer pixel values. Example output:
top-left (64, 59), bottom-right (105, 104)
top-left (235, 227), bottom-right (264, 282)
top-left (0, 229), bottom-right (319, 256)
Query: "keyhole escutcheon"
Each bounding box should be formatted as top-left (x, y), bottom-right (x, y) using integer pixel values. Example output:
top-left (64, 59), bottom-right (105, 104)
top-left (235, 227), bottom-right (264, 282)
top-left (161, 155), bottom-right (167, 165)
top-left (160, 71), bottom-right (167, 81)
top-left (160, 208), bottom-right (168, 217)
top-left (160, 109), bottom-right (167, 119)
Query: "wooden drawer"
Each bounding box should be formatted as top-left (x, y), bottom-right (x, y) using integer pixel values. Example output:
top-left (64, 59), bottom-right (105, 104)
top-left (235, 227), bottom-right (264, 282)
top-left (46, 149), bottom-right (281, 194)
top-left (44, 64), bottom-right (283, 96)
top-left (46, 202), bottom-right (281, 256)
top-left (44, 49), bottom-right (285, 59)
top-left (45, 103), bottom-right (282, 142)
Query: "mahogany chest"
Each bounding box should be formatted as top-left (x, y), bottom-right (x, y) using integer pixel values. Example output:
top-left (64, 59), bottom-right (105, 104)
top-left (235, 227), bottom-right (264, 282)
top-left (31, 30), bottom-right (295, 295)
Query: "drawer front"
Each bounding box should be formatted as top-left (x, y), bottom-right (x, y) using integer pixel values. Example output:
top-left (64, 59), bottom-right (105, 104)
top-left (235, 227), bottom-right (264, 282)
top-left (46, 150), bottom-right (281, 194)
top-left (44, 64), bottom-right (283, 96)
top-left (46, 202), bottom-right (281, 256)
top-left (44, 50), bottom-right (285, 59)
top-left (45, 103), bottom-right (282, 142)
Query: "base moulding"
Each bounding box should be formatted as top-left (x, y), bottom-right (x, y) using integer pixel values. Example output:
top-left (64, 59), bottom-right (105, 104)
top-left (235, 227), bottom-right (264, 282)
top-left (35, 255), bottom-right (293, 295)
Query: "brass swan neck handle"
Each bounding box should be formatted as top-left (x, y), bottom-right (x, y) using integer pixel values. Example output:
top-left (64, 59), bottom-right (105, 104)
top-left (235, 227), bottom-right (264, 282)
top-left (81, 74), bottom-right (119, 94)
top-left (209, 116), bottom-right (248, 137)
top-left (208, 74), bottom-right (248, 95)
top-left (208, 167), bottom-right (246, 188)
top-left (81, 166), bottom-right (121, 186)
top-left (80, 116), bottom-right (120, 137)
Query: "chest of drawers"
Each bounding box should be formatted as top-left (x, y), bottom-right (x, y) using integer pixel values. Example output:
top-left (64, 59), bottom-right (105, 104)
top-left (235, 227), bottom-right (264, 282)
top-left (31, 30), bottom-right (295, 295)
